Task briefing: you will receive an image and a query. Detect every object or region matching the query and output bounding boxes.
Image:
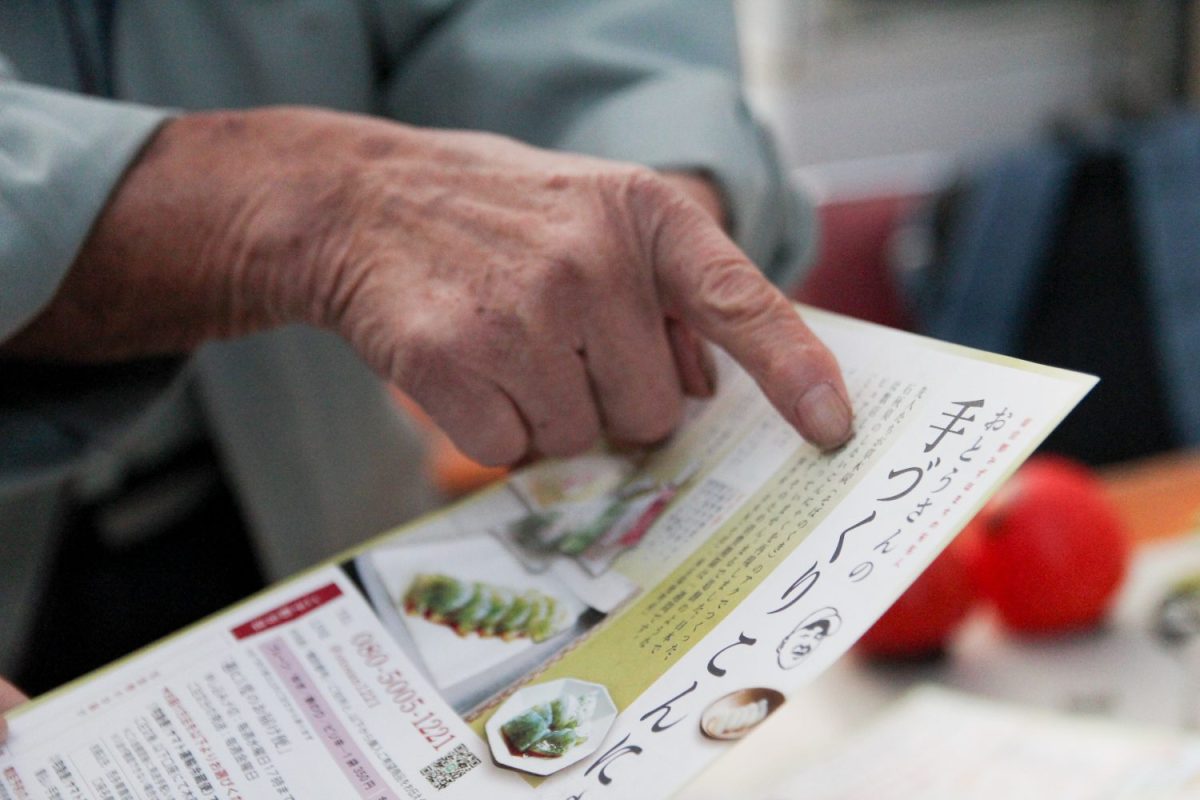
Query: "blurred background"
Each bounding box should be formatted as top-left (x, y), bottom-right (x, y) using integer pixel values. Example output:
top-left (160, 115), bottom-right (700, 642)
top-left (728, 0), bottom-right (1200, 471)
top-left (737, 0), bottom-right (1189, 170)
top-left (681, 8), bottom-right (1200, 796)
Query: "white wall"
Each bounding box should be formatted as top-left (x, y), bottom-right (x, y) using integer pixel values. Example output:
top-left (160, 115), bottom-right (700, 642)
top-left (736, 0), bottom-right (1173, 170)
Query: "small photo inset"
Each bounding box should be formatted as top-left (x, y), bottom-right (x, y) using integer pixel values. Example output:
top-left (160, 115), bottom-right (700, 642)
top-left (352, 534), bottom-right (604, 715)
top-left (699, 688), bottom-right (785, 741)
top-left (499, 455), bottom-right (699, 578)
top-left (484, 678), bottom-right (618, 776)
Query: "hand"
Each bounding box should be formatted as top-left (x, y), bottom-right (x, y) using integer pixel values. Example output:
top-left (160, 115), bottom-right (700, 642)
top-left (5, 107), bottom-right (853, 462)
top-left (0, 676), bottom-right (27, 744)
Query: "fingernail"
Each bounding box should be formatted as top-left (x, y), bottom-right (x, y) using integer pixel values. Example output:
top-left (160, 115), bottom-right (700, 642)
top-left (795, 383), bottom-right (853, 451)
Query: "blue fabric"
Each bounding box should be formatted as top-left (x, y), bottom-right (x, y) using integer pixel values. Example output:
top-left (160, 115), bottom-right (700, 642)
top-left (1126, 114), bottom-right (1200, 444)
top-left (914, 113), bottom-right (1200, 447)
top-left (921, 147), bottom-right (1073, 353)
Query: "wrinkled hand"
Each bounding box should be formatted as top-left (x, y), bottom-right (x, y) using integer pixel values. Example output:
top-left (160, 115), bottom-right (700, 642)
top-left (6, 108), bottom-right (852, 463)
top-left (0, 676), bottom-right (27, 744)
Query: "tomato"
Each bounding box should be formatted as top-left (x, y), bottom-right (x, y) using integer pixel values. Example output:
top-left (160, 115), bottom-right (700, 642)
top-left (967, 455), bottom-right (1130, 634)
top-left (855, 533), bottom-right (979, 660)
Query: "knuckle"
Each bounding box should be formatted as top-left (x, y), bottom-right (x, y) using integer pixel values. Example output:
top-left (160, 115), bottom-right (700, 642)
top-left (694, 259), bottom-right (782, 329)
top-left (469, 306), bottom-right (527, 365)
top-left (537, 241), bottom-right (634, 321)
top-left (388, 320), bottom-right (442, 392)
top-left (390, 309), bottom-right (494, 393)
top-left (622, 166), bottom-right (674, 206)
top-left (621, 167), bottom-right (695, 229)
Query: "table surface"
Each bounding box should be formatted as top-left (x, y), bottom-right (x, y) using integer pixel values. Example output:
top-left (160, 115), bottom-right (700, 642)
top-left (678, 450), bottom-right (1200, 799)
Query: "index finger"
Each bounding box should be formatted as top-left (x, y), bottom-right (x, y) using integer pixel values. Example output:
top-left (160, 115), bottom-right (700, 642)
top-left (649, 195), bottom-right (854, 451)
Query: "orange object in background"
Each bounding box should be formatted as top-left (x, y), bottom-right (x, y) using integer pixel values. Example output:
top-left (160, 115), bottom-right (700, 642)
top-left (1100, 451), bottom-right (1200, 544)
top-left (391, 390), bottom-right (508, 497)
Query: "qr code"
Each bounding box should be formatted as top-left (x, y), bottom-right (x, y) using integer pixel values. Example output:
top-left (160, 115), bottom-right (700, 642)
top-left (420, 743), bottom-right (481, 790)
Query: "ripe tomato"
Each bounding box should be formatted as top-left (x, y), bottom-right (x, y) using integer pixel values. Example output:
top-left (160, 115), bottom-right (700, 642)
top-left (855, 533), bottom-right (979, 660)
top-left (967, 455), bottom-right (1130, 634)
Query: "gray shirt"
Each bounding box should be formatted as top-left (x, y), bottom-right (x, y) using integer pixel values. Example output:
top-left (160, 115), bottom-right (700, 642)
top-left (0, 0), bottom-right (814, 672)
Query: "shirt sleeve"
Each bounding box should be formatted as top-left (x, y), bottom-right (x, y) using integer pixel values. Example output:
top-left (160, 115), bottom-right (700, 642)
top-left (376, 0), bottom-right (815, 289)
top-left (0, 80), bottom-right (169, 342)
top-left (0, 77), bottom-right (178, 474)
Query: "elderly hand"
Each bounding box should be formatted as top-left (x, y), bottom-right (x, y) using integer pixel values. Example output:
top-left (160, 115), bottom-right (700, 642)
top-left (4, 107), bottom-right (852, 463)
top-left (0, 676), bottom-right (27, 744)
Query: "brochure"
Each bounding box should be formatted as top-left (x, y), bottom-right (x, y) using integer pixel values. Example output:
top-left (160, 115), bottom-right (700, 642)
top-left (0, 307), bottom-right (1096, 800)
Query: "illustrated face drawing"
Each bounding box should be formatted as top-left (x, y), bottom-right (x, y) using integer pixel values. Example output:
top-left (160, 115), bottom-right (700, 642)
top-left (777, 607), bottom-right (842, 669)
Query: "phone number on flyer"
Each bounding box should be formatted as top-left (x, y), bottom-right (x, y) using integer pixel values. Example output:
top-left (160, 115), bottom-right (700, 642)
top-left (350, 631), bottom-right (458, 752)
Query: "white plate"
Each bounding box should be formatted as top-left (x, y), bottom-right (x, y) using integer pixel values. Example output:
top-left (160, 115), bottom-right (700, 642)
top-left (368, 535), bottom-right (585, 689)
top-left (485, 678), bottom-right (618, 776)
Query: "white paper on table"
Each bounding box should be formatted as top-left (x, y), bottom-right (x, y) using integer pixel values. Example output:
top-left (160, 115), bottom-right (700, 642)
top-left (766, 685), bottom-right (1200, 800)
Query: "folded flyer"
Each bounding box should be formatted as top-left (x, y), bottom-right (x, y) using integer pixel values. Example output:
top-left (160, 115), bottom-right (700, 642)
top-left (0, 308), bottom-right (1096, 800)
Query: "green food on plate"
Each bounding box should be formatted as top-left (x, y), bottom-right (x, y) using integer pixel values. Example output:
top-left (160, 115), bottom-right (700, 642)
top-left (402, 573), bottom-right (568, 643)
top-left (500, 692), bottom-right (595, 758)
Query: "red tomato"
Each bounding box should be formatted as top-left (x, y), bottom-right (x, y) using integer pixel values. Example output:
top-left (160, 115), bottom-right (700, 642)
top-left (968, 455), bottom-right (1130, 634)
top-left (855, 534), bottom-right (979, 660)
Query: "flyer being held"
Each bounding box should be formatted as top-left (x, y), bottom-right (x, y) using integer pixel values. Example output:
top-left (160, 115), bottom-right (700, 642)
top-left (0, 308), bottom-right (1096, 800)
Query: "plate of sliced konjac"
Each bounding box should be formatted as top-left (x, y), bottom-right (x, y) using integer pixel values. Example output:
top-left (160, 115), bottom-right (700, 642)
top-left (485, 678), bottom-right (617, 776)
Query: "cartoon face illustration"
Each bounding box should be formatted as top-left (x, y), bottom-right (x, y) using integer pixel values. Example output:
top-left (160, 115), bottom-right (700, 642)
top-left (777, 607), bottom-right (842, 669)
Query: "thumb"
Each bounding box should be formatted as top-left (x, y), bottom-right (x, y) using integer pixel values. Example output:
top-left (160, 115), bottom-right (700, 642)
top-left (652, 198), bottom-right (854, 450)
top-left (0, 676), bottom-right (28, 744)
